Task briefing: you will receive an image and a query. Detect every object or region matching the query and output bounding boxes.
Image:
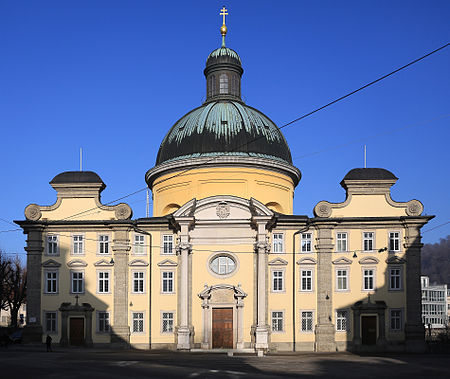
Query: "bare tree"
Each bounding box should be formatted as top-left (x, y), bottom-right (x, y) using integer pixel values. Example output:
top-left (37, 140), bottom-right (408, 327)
top-left (5, 257), bottom-right (26, 328)
top-left (0, 250), bottom-right (11, 312)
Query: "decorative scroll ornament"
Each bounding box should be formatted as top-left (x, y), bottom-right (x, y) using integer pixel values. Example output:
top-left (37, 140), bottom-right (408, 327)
top-left (24, 204), bottom-right (42, 221)
top-left (314, 201), bottom-right (332, 218)
top-left (216, 201), bottom-right (230, 219)
top-left (254, 241), bottom-right (271, 253)
top-left (115, 203), bottom-right (132, 220)
top-left (175, 242), bottom-right (192, 255)
top-left (406, 200), bottom-right (423, 216)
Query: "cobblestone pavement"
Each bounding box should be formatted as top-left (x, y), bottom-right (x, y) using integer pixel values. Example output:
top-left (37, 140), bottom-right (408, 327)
top-left (0, 346), bottom-right (449, 378)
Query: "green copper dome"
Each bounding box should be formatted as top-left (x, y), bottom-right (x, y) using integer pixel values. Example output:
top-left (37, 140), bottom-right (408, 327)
top-left (207, 46), bottom-right (242, 64)
top-left (156, 100), bottom-right (293, 165)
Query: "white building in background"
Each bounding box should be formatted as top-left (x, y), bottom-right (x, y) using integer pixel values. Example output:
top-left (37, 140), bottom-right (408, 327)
top-left (421, 276), bottom-right (448, 328)
top-left (0, 304), bottom-right (27, 327)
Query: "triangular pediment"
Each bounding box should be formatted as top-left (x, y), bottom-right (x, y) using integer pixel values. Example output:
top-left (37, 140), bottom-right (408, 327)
top-left (268, 258), bottom-right (288, 266)
top-left (359, 256), bottom-right (379, 265)
top-left (94, 259), bottom-right (114, 267)
top-left (157, 259), bottom-right (178, 267)
top-left (129, 259), bottom-right (149, 267)
top-left (332, 257), bottom-right (353, 265)
top-left (297, 257), bottom-right (317, 265)
top-left (42, 259), bottom-right (61, 268)
top-left (386, 255), bottom-right (406, 264)
top-left (67, 259), bottom-right (88, 267)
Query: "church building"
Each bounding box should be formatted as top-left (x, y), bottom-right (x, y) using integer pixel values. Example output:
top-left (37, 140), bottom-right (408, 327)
top-left (16, 9), bottom-right (432, 352)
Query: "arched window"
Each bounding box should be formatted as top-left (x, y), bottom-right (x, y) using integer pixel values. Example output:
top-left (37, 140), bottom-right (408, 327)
top-left (219, 74), bottom-right (228, 94)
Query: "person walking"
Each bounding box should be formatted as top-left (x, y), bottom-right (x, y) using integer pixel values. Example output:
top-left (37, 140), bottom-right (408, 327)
top-left (46, 334), bottom-right (52, 352)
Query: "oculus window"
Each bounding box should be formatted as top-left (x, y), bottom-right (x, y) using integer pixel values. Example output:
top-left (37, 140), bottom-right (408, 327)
top-left (210, 255), bottom-right (236, 275)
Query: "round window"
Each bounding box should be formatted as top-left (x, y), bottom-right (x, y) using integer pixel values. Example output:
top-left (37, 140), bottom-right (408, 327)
top-left (210, 255), bottom-right (236, 275)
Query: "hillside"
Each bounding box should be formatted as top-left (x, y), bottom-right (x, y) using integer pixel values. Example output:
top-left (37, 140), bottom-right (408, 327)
top-left (421, 235), bottom-right (450, 285)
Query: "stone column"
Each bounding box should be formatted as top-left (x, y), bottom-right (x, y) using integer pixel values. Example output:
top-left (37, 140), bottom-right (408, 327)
top-left (236, 296), bottom-right (245, 349)
top-left (352, 308), bottom-right (361, 346)
top-left (404, 221), bottom-right (427, 352)
top-left (377, 308), bottom-right (386, 345)
top-left (85, 310), bottom-right (94, 347)
top-left (111, 226), bottom-right (131, 347)
top-left (253, 217), bottom-right (271, 350)
top-left (23, 226), bottom-right (44, 343)
top-left (314, 224), bottom-right (336, 352)
top-left (59, 310), bottom-right (69, 346)
top-left (175, 217), bottom-right (193, 350)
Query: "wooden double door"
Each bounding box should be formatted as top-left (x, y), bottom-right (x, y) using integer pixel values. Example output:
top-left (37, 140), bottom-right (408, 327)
top-left (212, 308), bottom-right (233, 349)
top-left (361, 316), bottom-right (377, 345)
top-left (69, 317), bottom-right (85, 346)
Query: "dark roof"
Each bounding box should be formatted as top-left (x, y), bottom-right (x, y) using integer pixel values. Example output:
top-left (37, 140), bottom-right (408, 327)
top-left (343, 168), bottom-right (397, 181)
top-left (50, 171), bottom-right (104, 184)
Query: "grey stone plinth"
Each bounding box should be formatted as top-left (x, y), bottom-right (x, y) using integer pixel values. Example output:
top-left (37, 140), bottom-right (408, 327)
top-left (315, 324), bottom-right (336, 352)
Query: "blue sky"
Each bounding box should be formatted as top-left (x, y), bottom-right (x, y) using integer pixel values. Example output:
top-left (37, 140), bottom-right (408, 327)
top-left (1, 0), bottom-right (449, 257)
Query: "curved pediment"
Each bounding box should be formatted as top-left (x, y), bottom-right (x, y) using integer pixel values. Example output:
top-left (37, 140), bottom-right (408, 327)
top-left (297, 257), bottom-right (317, 265)
top-left (198, 284), bottom-right (247, 299)
top-left (42, 259), bottom-right (61, 268)
top-left (129, 259), bottom-right (149, 267)
top-left (157, 259), bottom-right (178, 267)
top-left (67, 259), bottom-right (88, 267)
top-left (94, 259), bottom-right (114, 267)
top-left (268, 258), bottom-right (288, 266)
top-left (332, 257), bottom-right (353, 265)
top-left (386, 255), bottom-right (406, 264)
top-left (358, 256), bottom-right (379, 265)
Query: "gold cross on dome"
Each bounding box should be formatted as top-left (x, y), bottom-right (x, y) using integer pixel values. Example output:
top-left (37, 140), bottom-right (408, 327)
top-left (220, 6), bottom-right (228, 25)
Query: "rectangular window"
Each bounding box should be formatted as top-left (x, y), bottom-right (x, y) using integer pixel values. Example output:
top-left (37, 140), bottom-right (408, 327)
top-left (301, 311), bottom-right (313, 332)
top-left (272, 233), bottom-right (284, 253)
top-left (133, 271), bottom-right (145, 293)
top-left (301, 269), bottom-right (313, 291)
top-left (162, 271), bottom-right (174, 293)
top-left (162, 312), bottom-right (174, 333)
top-left (98, 312), bottom-right (110, 333)
top-left (163, 235), bottom-right (173, 255)
top-left (301, 233), bottom-right (312, 252)
top-left (71, 271), bottom-right (84, 293)
top-left (272, 270), bottom-right (284, 292)
top-left (132, 312), bottom-right (144, 333)
top-left (363, 232), bottom-right (374, 251)
top-left (363, 268), bottom-right (375, 290)
top-left (134, 235), bottom-right (145, 255)
top-left (44, 311), bottom-right (57, 333)
top-left (73, 235), bottom-right (84, 254)
top-left (390, 309), bottom-right (402, 331)
top-left (336, 233), bottom-right (348, 252)
top-left (99, 235), bottom-right (109, 254)
top-left (336, 310), bottom-right (348, 331)
top-left (271, 311), bottom-right (284, 332)
top-left (389, 268), bottom-right (402, 290)
top-left (47, 235), bottom-right (58, 255)
top-left (336, 269), bottom-right (348, 291)
top-left (98, 271), bottom-right (110, 293)
top-left (389, 232), bottom-right (400, 252)
top-left (45, 271), bottom-right (58, 294)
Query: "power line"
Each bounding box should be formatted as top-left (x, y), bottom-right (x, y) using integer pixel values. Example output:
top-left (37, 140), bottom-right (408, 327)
top-left (423, 221), bottom-right (450, 234)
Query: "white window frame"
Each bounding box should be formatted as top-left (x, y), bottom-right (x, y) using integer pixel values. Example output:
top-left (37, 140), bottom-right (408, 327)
top-left (161, 270), bottom-right (175, 294)
top-left (336, 309), bottom-right (349, 332)
top-left (272, 233), bottom-right (284, 254)
top-left (362, 267), bottom-right (376, 291)
top-left (98, 234), bottom-right (110, 255)
top-left (271, 269), bottom-right (285, 293)
top-left (389, 308), bottom-right (403, 332)
top-left (300, 310), bottom-right (314, 332)
top-left (44, 270), bottom-right (58, 294)
top-left (72, 234), bottom-right (85, 255)
top-left (362, 231), bottom-right (375, 252)
top-left (335, 267), bottom-right (349, 292)
top-left (388, 266), bottom-right (403, 291)
top-left (46, 234), bottom-right (59, 256)
top-left (44, 311), bottom-right (57, 333)
top-left (70, 270), bottom-right (84, 294)
top-left (132, 270), bottom-right (146, 294)
top-left (97, 270), bottom-right (111, 294)
top-left (271, 310), bottom-right (284, 333)
top-left (336, 232), bottom-right (348, 252)
top-left (389, 231), bottom-right (401, 252)
top-left (131, 311), bottom-right (145, 334)
top-left (161, 234), bottom-right (174, 255)
top-left (97, 311), bottom-right (110, 333)
top-left (300, 269), bottom-right (314, 292)
top-left (133, 234), bottom-right (146, 255)
top-left (161, 311), bottom-right (175, 334)
top-left (301, 232), bottom-right (312, 253)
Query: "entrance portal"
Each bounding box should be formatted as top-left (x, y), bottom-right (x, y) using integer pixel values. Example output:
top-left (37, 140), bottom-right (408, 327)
top-left (212, 308), bottom-right (233, 348)
top-left (70, 317), bottom-right (85, 346)
top-left (361, 316), bottom-right (377, 345)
